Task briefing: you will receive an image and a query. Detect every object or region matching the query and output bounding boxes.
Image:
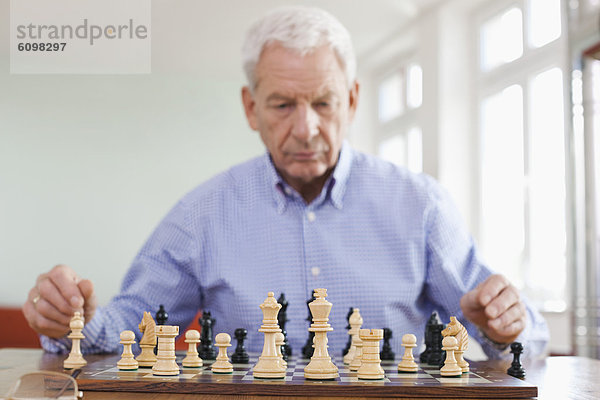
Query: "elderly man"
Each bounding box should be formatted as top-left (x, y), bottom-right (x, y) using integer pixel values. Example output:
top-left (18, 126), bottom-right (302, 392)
top-left (24, 6), bottom-right (548, 358)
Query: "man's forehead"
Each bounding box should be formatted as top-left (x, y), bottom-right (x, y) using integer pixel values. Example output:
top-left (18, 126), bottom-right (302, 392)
top-left (254, 45), bottom-right (346, 96)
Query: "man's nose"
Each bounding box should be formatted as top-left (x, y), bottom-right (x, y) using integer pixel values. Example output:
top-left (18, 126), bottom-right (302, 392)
top-left (290, 104), bottom-right (319, 140)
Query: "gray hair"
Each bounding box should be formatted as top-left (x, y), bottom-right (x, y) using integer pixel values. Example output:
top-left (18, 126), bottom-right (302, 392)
top-left (241, 6), bottom-right (356, 90)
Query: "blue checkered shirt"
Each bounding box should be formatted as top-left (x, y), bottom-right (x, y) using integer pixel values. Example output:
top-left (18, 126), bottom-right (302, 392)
top-left (41, 142), bottom-right (548, 359)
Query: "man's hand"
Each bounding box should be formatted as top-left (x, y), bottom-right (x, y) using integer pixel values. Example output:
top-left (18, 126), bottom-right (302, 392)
top-left (460, 274), bottom-right (525, 344)
top-left (22, 264), bottom-right (97, 338)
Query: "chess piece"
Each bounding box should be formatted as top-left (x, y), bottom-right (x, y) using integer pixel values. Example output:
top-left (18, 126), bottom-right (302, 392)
top-left (342, 307), bottom-right (353, 357)
top-left (357, 329), bottom-right (384, 380)
top-left (211, 332), bottom-right (233, 373)
top-left (427, 323), bottom-right (445, 366)
top-left (253, 292), bottom-right (287, 378)
top-left (136, 311), bottom-right (157, 367)
top-left (117, 330), bottom-right (139, 370)
top-left (380, 327), bottom-right (395, 361)
top-left (232, 328), bottom-right (250, 364)
top-left (349, 334), bottom-right (363, 371)
top-left (182, 329), bottom-right (203, 368)
top-left (199, 310), bottom-right (217, 360)
top-left (421, 311), bottom-right (443, 364)
top-left (63, 312), bottom-right (87, 369)
top-left (304, 288), bottom-right (338, 380)
top-left (397, 333), bottom-right (418, 372)
top-left (507, 342), bottom-right (526, 379)
top-left (301, 290), bottom-right (316, 359)
top-left (152, 325), bottom-right (180, 376)
top-left (275, 332), bottom-right (287, 368)
top-left (155, 304), bottom-right (168, 325)
top-left (441, 316), bottom-right (469, 373)
top-left (277, 293), bottom-right (292, 359)
top-left (343, 308), bottom-right (363, 365)
top-left (440, 336), bottom-right (462, 377)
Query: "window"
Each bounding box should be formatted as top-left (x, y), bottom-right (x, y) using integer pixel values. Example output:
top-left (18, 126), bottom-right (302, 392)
top-left (376, 62), bottom-right (423, 173)
top-left (480, 7), bottom-right (523, 71)
top-left (528, 0), bottom-right (561, 48)
top-left (476, 0), bottom-right (567, 310)
top-left (480, 85), bottom-right (525, 288)
top-left (379, 127), bottom-right (423, 173)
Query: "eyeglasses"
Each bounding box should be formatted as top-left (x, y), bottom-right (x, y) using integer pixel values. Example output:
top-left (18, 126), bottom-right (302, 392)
top-left (3, 371), bottom-right (83, 400)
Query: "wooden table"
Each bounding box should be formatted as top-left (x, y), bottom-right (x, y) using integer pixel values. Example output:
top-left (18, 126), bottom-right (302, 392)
top-left (0, 348), bottom-right (598, 399)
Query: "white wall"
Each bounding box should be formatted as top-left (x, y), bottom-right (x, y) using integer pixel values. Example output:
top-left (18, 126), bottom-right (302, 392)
top-left (0, 74), bottom-right (263, 306)
top-left (0, 1), bottom-right (268, 306)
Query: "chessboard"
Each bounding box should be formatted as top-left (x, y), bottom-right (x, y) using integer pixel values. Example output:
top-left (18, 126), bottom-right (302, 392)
top-left (73, 354), bottom-right (538, 398)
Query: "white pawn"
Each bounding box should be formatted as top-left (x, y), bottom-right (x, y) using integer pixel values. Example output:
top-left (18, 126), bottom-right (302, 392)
top-left (182, 329), bottom-right (203, 368)
top-left (117, 330), bottom-right (139, 370)
top-left (440, 336), bottom-right (462, 377)
top-left (397, 333), bottom-right (418, 372)
top-left (349, 337), bottom-right (363, 371)
top-left (275, 332), bottom-right (287, 368)
top-left (211, 332), bottom-right (233, 374)
top-left (63, 312), bottom-right (87, 369)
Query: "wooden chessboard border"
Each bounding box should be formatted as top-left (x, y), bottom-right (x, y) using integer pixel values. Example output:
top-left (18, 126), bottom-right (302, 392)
top-left (74, 355), bottom-right (538, 398)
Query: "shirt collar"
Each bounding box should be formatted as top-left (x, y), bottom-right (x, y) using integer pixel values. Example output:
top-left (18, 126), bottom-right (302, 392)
top-left (263, 141), bottom-right (353, 213)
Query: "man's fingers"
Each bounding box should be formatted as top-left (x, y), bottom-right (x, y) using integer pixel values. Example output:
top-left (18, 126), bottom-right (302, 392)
top-left (34, 297), bottom-right (73, 326)
top-left (484, 284), bottom-right (520, 320)
top-left (488, 301), bottom-right (526, 331)
top-left (78, 279), bottom-right (97, 321)
top-left (36, 277), bottom-right (74, 316)
top-left (477, 274), bottom-right (510, 306)
top-left (460, 287), bottom-right (482, 312)
top-left (22, 296), bottom-right (70, 339)
top-left (47, 265), bottom-right (85, 310)
top-left (78, 279), bottom-right (94, 301)
top-left (32, 311), bottom-right (70, 338)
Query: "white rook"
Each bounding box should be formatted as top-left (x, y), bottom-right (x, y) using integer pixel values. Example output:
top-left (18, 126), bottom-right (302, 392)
top-left (152, 325), bottom-right (180, 376)
top-left (357, 329), bottom-right (384, 380)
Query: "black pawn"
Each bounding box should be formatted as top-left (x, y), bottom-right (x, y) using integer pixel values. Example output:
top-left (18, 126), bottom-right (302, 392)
top-left (301, 290), bottom-right (316, 359)
top-left (231, 328), bottom-right (249, 364)
top-left (380, 328), bottom-right (395, 360)
top-left (427, 323), bottom-right (445, 366)
top-left (198, 310), bottom-right (217, 360)
top-left (420, 311), bottom-right (442, 363)
top-left (277, 293), bottom-right (292, 359)
top-left (342, 307), bottom-right (353, 357)
top-left (507, 342), bottom-right (526, 379)
top-left (155, 305), bottom-right (168, 325)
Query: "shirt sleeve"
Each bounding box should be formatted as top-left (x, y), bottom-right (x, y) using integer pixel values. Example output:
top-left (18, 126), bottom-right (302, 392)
top-left (40, 199), bottom-right (202, 354)
top-left (423, 180), bottom-right (549, 360)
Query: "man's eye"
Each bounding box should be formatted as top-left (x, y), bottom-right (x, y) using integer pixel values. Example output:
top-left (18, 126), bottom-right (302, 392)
top-left (315, 102), bottom-right (329, 108)
top-left (276, 103), bottom-right (289, 109)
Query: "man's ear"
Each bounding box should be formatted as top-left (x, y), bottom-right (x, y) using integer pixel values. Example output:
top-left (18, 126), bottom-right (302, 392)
top-left (347, 80), bottom-right (360, 122)
top-left (242, 86), bottom-right (259, 131)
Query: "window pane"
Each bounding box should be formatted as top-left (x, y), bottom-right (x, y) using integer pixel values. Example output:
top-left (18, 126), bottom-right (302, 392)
top-left (407, 64), bottom-right (423, 109)
top-left (481, 85), bottom-right (525, 287)
top-left (528, 67), bottom-right (566, 306)
top-left (378, 134), bottom-right (406, 166)
top-left (480, 7), bottom-right (523, 71)
top-left (378, 73), bottom-right (404, 123)
top-left (529, 0), bottom-right (561, 48)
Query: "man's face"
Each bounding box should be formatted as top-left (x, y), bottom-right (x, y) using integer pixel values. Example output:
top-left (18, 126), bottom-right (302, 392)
top-left (242, 43), bottom-right (359, 188)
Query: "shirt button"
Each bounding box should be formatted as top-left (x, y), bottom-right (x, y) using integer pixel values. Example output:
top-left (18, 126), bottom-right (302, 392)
top-left (284, 187), bottom-right (292, 195)
top-left (307, 211), bottom-right (316, 222)
top-left (311, 267), bottom-right (320, 277)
